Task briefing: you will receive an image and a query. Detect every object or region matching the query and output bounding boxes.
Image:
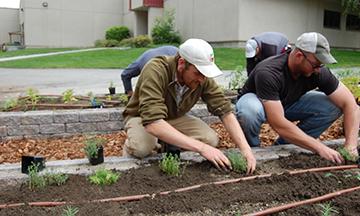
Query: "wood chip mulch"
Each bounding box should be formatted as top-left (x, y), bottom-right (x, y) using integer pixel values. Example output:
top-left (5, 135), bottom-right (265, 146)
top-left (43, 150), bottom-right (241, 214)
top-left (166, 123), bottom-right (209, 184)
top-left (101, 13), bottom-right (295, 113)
top-left (0, 119), bottom-right (343, 164)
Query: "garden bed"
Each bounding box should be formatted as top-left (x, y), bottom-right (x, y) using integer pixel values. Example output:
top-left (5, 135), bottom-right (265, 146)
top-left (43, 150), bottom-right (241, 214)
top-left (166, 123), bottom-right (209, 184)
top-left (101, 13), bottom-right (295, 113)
top-left (0, 151), bottom-right (359, 216)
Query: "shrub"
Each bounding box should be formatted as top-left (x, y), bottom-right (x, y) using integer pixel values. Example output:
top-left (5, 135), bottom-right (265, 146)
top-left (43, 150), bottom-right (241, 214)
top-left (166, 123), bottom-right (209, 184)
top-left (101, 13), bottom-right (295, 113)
top-left (227, 150), bottom-right (247, 173)
top-left (119, 35), bottom-right (152, 48)
top-left (105, 26), bottom-right (130, 42)
top-left (84, 137), bottom-right (106, 159)
top-left (94, 39), bottom-right (119, 47)
top-left (89, 168), bottom-right (119, 186)
top-left (151, 9), bottom-right (181, 44)
top-left (159, 153), bottom-right (181, 176)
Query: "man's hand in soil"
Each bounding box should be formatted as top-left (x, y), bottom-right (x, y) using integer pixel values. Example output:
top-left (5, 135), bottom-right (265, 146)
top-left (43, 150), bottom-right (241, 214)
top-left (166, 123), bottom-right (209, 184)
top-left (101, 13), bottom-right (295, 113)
top-left (242, 149), bottom-right (256, 174)
top-left (318, 145), bottom-right (344, 164)
top-left (199, 144), bottom-right (232, 171)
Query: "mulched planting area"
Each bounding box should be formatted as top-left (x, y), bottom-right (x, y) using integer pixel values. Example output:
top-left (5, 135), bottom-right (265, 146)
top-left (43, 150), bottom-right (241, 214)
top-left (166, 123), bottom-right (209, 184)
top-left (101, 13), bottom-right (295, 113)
top-left (1, 152), bottom-right (359, 216)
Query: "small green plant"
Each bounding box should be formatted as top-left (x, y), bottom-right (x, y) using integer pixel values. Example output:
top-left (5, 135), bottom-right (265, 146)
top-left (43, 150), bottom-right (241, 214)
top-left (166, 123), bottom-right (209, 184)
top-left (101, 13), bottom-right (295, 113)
top-left (338, 147), bottom-right (359, 162)
top-left (318, 202), bottom-right (339, 216)
top-left (44, 173), bottom-right (69, 186)
top-left (2, 98), bottom-right (18, 110)
top-left (89, 168), bottom-right (120, 186)
top-left (229, 66), bottom-right (247, 90)
top-left (27, 163), bottom-right (46, 190)
top-left (84, 137), bottom-right (106, 159)
top-left (227, 150), bottom-right (247, 173)
top-left (26, 88), bottom-right (40, 105)
top-left (341, 76), bottom-right (360, 102)
top-left (62, 206), bottom-right (79, 216)
top-left (159, 153), bottom-right (181, 176)
top-left (118, 93), bottom-right (129, 104)
top-left (62, 89), bottom-right (78, 103)
top-left (324, 173), bottom-right (335, 178)
top-left (106, 95), bottom-right (112, 101)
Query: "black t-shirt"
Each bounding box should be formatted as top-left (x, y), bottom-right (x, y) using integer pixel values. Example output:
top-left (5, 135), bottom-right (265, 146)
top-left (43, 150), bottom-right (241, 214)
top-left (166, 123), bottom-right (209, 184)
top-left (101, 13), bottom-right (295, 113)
top-left (240, 52), bottom-right (339, 108)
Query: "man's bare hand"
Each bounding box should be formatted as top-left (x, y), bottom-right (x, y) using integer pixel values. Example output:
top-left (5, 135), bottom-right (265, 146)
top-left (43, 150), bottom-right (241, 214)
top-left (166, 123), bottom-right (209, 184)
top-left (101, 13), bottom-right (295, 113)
top-left (242, 149), bottom-right (256, 174)
top-left (199, 144), bottom-right (232, 171)
top-left (318, 146), bottom-right (344, 164)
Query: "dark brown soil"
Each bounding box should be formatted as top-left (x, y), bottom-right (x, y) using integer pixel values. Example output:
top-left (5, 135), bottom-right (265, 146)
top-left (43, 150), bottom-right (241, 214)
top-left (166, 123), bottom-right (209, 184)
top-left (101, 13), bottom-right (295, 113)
top-left (1, 152), bottom-right (359, 216)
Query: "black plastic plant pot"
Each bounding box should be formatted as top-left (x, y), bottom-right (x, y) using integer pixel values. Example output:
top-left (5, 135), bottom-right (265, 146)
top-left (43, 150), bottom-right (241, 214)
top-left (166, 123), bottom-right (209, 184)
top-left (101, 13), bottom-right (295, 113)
top-left (108, 87), bottom-right (116, 95)
top-left (21, 155), bottom-right (45, 174)
top-left (89, 146), bottom-right (104, 165)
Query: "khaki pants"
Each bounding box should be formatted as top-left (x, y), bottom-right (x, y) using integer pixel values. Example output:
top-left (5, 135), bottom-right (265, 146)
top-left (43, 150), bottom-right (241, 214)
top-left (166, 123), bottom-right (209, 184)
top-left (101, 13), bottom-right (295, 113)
top-left (124, 115), bottom-right (219, 158)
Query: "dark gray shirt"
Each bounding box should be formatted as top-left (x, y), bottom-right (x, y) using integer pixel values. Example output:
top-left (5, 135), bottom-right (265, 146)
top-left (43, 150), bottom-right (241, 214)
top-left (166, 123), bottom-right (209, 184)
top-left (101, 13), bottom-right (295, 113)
top-left (241, 51), bottom-right (339, 107)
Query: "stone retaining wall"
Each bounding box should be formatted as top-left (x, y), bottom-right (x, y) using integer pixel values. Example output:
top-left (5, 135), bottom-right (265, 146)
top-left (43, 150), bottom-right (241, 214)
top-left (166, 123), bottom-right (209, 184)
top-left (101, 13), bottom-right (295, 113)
top-left (0, 104), bottom-right (220, 140)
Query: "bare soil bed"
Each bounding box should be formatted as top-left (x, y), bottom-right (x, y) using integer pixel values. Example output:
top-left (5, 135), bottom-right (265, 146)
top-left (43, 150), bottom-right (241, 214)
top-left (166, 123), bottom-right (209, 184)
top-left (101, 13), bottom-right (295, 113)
top-left (0, 152), bottom-right (359, 216)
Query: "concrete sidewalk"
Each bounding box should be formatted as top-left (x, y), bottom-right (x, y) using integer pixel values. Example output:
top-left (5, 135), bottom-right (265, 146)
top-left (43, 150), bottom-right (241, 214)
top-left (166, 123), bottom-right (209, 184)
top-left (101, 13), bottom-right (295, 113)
top-left (0, 68), bottom-right (234, 102)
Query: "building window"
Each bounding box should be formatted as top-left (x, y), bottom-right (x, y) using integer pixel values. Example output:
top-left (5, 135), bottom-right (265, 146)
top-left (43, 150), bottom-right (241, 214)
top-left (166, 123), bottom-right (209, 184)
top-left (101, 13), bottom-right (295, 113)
top-left (346, 14), bottom-right (360, 31)
top-left (323, 10), bottom-right (341, 29)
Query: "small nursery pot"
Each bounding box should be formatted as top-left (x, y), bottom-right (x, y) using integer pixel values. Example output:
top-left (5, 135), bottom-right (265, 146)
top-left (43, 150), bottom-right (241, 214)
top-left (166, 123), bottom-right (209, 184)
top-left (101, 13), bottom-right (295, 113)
top-left (89, 146), bottom-right (104, 165)
top-left (21, 155), bottom-right (45, 174)
top-left (108, 87), bottom-right (116, 95)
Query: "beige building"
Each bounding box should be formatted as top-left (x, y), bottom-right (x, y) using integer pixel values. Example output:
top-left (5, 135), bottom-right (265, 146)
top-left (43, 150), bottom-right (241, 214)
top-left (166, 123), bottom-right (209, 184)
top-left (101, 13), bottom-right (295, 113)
top-left (1, 0), bottom-right (360, 49)
top-left (0, 7), bottom-right (20, 46)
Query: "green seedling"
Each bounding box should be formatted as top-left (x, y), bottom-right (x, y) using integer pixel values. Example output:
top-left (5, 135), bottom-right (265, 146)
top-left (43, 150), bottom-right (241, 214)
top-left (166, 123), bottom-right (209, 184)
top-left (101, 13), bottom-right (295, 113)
top-left (227, 150), bottom-right (247, 173)
top-left (159, 153), bottom-right (181, 176)
top-left (89, 168), bottom-right (119, 186)
top-left (109, 80), bottom-right (115, 88)
top-left (2, 98), bottom-right (18, 110)
top-left (84, 137), bottom-right (106, 159)
top-left (62, 206), bottom-right (79, 216)
top-left (62, 89), bottom-right (78, 103)
top-left (118, 94), bottom-right (129, 104)
top-left (44, 173), bottom-right (69, 186)
top-left (26, 88), bottom-right (40, 105)
top-left (27, 163), bottom-right (46, 190)
top-left (356, 173), bottom-right (360, 181)
top-left (324, 173), bottom-right (335, 178)
top-left (318, 202), bottom-right (339, 216)
top-left (338, 147), bottom-right (358, 162)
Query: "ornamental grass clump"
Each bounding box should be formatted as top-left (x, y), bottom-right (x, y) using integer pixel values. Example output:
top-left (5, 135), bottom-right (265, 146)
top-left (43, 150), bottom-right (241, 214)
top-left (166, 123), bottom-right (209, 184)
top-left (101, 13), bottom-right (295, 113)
top-left (338, 147), bottom-right (359, 162)
top-left (227, 150), bottom-right (247, 173)
top-left (159, 153), bottom-right (181, 176)
top-left (62, 206), bottom-right (79, 216)
top-left (318, 202), bottom-right (339, 216)
top-left (89, 168), bottom-right (120, 186)
top-left (27, 163), bottom-right (46, 190)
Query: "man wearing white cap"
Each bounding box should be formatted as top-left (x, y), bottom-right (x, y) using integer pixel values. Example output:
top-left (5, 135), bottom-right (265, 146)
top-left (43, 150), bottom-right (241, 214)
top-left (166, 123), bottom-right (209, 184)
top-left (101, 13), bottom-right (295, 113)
top-left (245, 32), bottom-right (289, 75)
top-left (123, 38), bottom-right (256, 173)
top-left (236, 32), bottom-right (359, 164)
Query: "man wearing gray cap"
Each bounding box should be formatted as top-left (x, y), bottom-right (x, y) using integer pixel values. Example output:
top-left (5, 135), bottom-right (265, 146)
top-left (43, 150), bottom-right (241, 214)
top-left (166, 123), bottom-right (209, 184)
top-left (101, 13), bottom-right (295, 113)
top-left (236, 32), bottom-right (359, 164)
top-left (123, 38), bottom-right (256, 173)
top-left (245, 32), bottom-right (289, 75)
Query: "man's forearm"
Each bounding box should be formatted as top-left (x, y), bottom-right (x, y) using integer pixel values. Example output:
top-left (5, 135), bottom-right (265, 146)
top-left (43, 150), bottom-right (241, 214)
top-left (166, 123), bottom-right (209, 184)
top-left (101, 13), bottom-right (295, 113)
top-left (221, 113), bottom-right (252, 152)
top-left (343, 105), bottom-right (360, 148)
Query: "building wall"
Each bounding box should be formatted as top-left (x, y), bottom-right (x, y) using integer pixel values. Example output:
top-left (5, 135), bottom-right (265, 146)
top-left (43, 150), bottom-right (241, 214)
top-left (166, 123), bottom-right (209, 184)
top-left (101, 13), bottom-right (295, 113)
top-left (21, 0), bottom-right (124, 47)
top-left (166, 0), bottom-right (360, 49)
top-left (0, 8), bottom-right (20, 45)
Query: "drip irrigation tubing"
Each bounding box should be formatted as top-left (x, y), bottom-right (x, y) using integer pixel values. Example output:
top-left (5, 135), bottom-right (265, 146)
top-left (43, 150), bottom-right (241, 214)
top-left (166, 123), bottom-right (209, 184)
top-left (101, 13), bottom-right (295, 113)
top-left (243, 185), bottom-right (360, 216)
top-left (0, 164), bottom-right (358, 210)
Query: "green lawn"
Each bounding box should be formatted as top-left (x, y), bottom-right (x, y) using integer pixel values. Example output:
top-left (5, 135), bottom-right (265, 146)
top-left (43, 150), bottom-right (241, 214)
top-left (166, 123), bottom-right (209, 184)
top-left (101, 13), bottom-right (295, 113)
top-left (0, 48), bottom-right (79, 58)
top-left (0, 47), bottom-right (359, 70)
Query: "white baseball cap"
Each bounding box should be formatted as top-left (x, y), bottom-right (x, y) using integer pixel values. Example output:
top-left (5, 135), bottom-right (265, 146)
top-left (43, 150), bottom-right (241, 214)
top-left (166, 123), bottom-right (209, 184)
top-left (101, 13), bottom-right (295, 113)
top-left (295, 32), bottom-right (337, 64)
top-left (245, 39), bottom-right (258, 58)
top-left (179, 38), bottom-right (223, 78)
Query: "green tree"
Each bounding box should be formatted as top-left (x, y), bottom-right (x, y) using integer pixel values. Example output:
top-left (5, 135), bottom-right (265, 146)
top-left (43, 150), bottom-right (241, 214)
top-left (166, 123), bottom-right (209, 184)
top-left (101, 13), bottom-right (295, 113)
top-left (341, 0), bottom-right (360, 16)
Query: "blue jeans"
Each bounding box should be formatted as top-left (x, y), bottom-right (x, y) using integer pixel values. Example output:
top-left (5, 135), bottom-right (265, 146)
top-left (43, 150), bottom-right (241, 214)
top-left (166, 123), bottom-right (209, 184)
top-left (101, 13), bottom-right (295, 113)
top-left (235, 91), bottom-right (342, 147)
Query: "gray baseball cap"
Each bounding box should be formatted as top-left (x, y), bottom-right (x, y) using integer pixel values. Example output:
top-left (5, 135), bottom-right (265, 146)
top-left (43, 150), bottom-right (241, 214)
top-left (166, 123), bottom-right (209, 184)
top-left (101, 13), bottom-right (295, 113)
top-left (295, 32), bottom-right (337, 64)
